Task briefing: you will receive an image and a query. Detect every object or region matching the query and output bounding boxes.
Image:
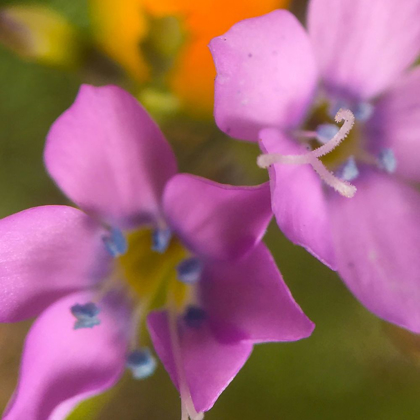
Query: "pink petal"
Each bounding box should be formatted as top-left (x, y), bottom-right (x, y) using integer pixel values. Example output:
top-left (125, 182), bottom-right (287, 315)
top-left (259, 128), bottom-right (336, 269)
top-left (163, 174), bottom-right (272, 261)
top-left (308, 0), bottom-right (420, 100)
top-left (202, 243), bottom-right (314, 343)
top-left (49, 391), bottom-right (103, 420)
top-left (0, 206), bottom-right (110, 322)
top-left (329, 170), bottom-right (420, 333)
top-left (209, 10), bottom-right (317, 141)
top-left (45, 85), bottom-right (177, 229)
top-left (3, 291), bottom-right (130, 420)
top-left (147, 311), bottom-right (252, 413)
top-left (367, 67), bottom-right (420, 182)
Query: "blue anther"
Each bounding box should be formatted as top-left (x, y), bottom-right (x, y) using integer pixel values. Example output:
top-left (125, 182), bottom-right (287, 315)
top-left (183, 305), bottom-right (206, 329)
top-left (177, 257), bottom-right (202, 284)
top-left (70, 302), bottom-right (101, 330)
top-left (152, 228), bottom-right (172, 253)
top-left (126, 348), bottom-right (157, 380)
top-left (339, 156), bottom-right (359, 181)
top-left (103, 227), bottom-right (128, 257)
top-left (316, 124), bottom-right (340, 144)
top-left (353, 102), bottom-right (374, 121)
top-left (378, 148), bottom-right (397, 173)
top-left (329, 100), bottom-right (374, 122)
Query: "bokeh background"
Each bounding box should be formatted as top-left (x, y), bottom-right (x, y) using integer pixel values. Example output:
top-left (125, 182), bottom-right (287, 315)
top-left (1, 0), bottom-right (420, 419)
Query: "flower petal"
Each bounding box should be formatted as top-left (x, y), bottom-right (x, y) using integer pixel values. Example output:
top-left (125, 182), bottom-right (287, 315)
top-left (3, 291), bottom-right (130, 420)
top-left (0, 206), bottom-right (110, 322)
top-left (147, 311), bottom-right (252, 413)
top-left (49, 391), bottom-right (102, 420)
top-left (308, 0), bottom-right (420, 100)
top-left (168, 0), bottom-right (286, 115)
top-left (163, 174), bottom-right (272, 261)
top-left (367, 67), bottom-right (420, 182)
top-left (259, 128), bottom-right (336, 269)
top-left (202, 243), bottom-right (314, 343)
top-left (329, 169), bottom-right (420, 333)
top-left (210, 9), bottom-right (317, 141)
top-left (44, 85), bottom-right (178, 229)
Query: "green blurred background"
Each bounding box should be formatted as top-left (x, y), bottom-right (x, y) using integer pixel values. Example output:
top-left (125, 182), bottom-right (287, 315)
top-left (1, 0), bottom-right (420, 419)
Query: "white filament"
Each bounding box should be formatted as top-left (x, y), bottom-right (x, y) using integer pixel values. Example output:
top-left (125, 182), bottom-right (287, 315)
top-left (167, 299), bottom-right (204, 420)
top-left (257, 109), bottom-right (356, 198)
top-left (310, 158), bottom-right (356, 198)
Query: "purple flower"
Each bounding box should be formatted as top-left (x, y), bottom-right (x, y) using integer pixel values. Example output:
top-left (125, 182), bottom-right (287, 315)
top-left (0, 85), bottom-right (314, 419)
top-left (210, 0), bottom-right (420, 333)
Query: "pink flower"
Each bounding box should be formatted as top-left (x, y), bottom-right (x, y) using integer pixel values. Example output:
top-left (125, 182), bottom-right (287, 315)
top-left (0, 85), bottom-right (314, 419)
top-left (210, 0), bottom-right (420, 332)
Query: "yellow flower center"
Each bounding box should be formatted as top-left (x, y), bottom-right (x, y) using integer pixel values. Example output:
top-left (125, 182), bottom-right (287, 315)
top-left (118, 228), bottom-right (191, 314)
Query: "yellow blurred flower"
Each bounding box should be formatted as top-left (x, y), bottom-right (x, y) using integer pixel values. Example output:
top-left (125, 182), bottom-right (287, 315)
top-left (90, 0), bottom-right (290, 116)
top-left (0, 5), bottom-right (81, 69)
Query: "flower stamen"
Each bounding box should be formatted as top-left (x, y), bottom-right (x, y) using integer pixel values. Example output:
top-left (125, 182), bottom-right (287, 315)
top-left (315, 123), bottom-right (339, 144)
top-left (338, 156), bottom-right (359, 182)
top-left (129, 302), bottom-right (148, 348)
top-left (152, 227), bottom-right (172, 253)
top-left (377, 148), bottom-right (397, 173)
top-left (103, 227), bottom-right (128, 257)
top-left (70, 302), bottom-right (101, 329)
top-left (183, 305), bottom-right (206, 329)
top-left (257, 109), bottom-right (357, 198)
top-left (177, 257), bottom-right (203, 284)
top-left (126, 347), bottom-right (157, 379)
top-left (125, 303), bottom-right (158, 380)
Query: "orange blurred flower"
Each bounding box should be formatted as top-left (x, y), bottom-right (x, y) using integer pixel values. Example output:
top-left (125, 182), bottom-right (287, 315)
top-left (90, 0), bottom-right (290, 116)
